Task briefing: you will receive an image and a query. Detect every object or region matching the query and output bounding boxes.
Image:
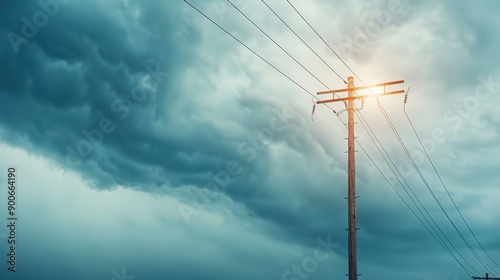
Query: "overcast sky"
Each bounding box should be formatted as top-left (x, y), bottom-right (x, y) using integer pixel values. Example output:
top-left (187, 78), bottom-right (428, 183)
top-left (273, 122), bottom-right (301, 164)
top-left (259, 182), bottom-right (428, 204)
top-left (0, 0), bottom-right (499, 279)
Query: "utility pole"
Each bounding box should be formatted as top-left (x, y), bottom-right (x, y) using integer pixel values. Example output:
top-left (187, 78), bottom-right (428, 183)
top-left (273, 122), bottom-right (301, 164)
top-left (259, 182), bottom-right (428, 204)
top-left (473, 273), bottom-right (500, 280)
top-left (316, 77), bottom-right (405, 280)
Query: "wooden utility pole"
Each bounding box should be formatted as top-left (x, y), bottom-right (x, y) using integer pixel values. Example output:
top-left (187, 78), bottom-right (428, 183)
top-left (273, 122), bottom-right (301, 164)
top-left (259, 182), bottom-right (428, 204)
top-left (473, 273), bottom-right (500, 280)
top-left (346, 76), bottom-right (357, 280)
top-left (316, 77), bottom-right (405, 280)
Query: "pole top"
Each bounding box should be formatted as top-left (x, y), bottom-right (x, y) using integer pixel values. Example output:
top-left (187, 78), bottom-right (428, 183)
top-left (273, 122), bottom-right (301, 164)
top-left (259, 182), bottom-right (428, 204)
top-left (348, 76), bottom-right (354, 89)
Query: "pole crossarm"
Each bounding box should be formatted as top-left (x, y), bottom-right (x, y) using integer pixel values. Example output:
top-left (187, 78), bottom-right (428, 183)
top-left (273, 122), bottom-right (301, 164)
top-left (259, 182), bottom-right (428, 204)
top-left (316, 90), bottom-right (405, 104)
top-left (473, 273), bottom-right (500, 280)
top-left (317, 80), bottom-right (404, 95)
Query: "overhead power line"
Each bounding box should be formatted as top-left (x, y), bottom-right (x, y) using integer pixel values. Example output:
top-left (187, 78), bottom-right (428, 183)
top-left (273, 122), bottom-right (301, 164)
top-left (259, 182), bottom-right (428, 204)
top-left (184, 0), bottom-right (497, 277)
top-left (261, 0), bottom-right (346, 84)
top-left (278, 0), bottom-right (480, 276)
top-left (182, 0), bottom-right (324, 104)
top-left (284, 0), bottom-right (358, 78)
top-left (183, 0), bottom-right (472, 277)
top-left (404, 94), bottom-right (500, 272)
top-left (226, 0), bottom-right (342, 100)
top-left (282, 0), bottom-right (499, 276)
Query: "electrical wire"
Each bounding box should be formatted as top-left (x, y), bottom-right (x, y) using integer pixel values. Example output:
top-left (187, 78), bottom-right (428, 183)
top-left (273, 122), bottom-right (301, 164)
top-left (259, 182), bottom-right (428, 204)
top-left (266, 0), bottom-right (478, 274)
top-left (261, 0), bottom-right (346, 84)
top-left (226, 0), bottom-right (342, 100)
top-left (183, 0), bottom-right (480, 277)
top-left (284, 0), bottom-right (358, 79)
top-left (404, 89), bottom-right (500, 272)
top-left (275, 0), bottom-right (479, 274)
top-left (182, 0), bottom-right (330, 110)
top-left (282, 0), bottom-right (493, 275)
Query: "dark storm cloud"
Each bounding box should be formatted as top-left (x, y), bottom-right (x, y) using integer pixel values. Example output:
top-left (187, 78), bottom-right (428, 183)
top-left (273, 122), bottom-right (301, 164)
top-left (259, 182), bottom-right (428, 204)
top-left (1, 0), bottom-right (500, 279)
top-left (0, 0), bottom-right (350, 247)
top-left (0, 0), bottom-right (214, 186)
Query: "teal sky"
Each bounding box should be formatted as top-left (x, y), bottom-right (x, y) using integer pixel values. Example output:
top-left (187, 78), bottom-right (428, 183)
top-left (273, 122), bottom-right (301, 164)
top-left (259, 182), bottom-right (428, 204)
top-left (0, 0), bottom-right (499, 279)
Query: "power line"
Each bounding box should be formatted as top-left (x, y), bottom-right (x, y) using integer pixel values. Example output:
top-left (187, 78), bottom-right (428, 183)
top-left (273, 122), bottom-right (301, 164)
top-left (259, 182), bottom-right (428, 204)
top-left (270, 0), bottom-right (480, 274)
top-left (316, 76), bottom-right (475, 280)
top-left (210, 0), bottom-right (473, 275)
top-left (404, 93), bottom-right (500, 272)
top-left (367, 80), bottom-right (498, 275)
top-left (282, 0), bottom-right (493, 275)
top-left (182, 0), bottom-right (325, 105)
top-left (226, 0), bottom-right (341, 99)
top-left (229, 0), bottom-right (475, 275)
top-left (275, 0), bottom-right (478, 274)
top-left (183, 0), bottom-right (483, 277)
top-left (260, 0), bottom-right (346, 84)
top-left (284, 0), bottom-right (357, 78)
top-left (353, 95), bottom-right (478, 276)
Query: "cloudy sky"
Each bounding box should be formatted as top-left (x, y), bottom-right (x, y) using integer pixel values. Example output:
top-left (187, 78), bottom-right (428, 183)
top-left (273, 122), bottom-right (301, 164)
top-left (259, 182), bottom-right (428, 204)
top-left (0, 0), bottom-right (499, 279)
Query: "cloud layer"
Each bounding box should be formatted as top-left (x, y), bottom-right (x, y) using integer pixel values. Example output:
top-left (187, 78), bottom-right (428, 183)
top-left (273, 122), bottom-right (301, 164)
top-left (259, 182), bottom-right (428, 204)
top-left (0, 0), bottom-right (499, 279)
